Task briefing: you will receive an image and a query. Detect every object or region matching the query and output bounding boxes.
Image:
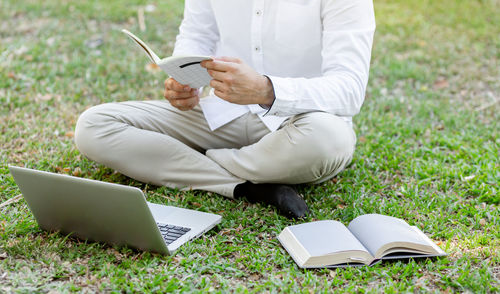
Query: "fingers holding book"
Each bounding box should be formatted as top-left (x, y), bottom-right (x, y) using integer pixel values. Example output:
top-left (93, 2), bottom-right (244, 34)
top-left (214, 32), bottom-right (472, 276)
top-left (201, 57), bottom-right (275, 107)
top-left (164, 78), bottom-right (200, 111)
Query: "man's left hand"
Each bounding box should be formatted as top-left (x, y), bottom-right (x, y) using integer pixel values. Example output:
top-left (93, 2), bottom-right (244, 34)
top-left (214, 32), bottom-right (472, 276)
top-left (201, 57), bottom-right (275, 107)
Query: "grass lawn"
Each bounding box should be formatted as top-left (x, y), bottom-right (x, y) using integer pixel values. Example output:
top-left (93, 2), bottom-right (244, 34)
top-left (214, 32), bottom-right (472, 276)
top-left (1, 0), bottom-right (499, 292)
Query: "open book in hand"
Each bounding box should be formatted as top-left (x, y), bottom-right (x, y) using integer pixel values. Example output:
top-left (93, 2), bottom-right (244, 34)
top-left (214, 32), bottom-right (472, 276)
top-left (122, 29), bottom-right (212, 88)
top-left (278, 214), bottom-right (446, 268)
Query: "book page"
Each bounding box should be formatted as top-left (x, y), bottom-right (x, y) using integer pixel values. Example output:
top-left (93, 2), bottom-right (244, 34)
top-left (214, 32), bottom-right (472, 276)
top-left (288, 220), bottom-right (370, 258)
top-left (379, 226), bottom-right (446, 260)
top-left (347, 214), bottom-right (435, 258)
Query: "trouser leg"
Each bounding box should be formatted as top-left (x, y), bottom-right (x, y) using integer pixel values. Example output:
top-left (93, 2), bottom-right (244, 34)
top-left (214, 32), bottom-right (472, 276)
top-left (74, 101), bottom-right (269, 198)
top-left (206, 111), bottom-right (356, 184)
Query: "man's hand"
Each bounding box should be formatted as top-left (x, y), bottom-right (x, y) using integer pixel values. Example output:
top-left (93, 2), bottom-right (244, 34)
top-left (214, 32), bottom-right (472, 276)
top-left (164, 78), bottom-right (199, 111)
top-left (201, 57), bottom-right (275, 107)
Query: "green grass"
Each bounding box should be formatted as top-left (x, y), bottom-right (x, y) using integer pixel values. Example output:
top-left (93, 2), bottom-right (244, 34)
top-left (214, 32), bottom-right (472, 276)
top-left (1, 0), bottom-right (499, 292)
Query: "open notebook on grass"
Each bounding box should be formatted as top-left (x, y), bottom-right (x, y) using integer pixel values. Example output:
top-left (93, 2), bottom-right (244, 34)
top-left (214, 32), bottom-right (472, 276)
top-left (278, 214), bottom-right (446, 268)
top-left (122, 29), bottom-right (212, 88)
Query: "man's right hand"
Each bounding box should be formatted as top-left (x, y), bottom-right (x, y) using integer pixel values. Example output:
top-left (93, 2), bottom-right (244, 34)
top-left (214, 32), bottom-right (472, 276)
top-left (164, 78), bottom-right (199, 111)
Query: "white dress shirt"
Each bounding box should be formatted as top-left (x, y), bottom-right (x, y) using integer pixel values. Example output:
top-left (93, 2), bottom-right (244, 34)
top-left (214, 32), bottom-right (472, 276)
top-left (173, 0), bottom-right (376, 131)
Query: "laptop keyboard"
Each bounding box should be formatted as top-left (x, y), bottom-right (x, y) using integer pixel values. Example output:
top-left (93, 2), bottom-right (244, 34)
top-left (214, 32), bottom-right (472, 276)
top-left (156, 223), bottom-right (191, 245)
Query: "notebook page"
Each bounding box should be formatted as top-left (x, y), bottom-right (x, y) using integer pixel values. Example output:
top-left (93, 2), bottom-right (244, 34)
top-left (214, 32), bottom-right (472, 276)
top-left (122, 29), bottom-right (160, 64)
top-left (159, 56), bottom-right (212, 88)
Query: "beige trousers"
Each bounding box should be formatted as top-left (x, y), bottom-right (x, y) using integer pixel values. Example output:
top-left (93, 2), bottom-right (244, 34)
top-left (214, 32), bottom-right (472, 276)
top-left (74, 100), bottom-right (356, 198)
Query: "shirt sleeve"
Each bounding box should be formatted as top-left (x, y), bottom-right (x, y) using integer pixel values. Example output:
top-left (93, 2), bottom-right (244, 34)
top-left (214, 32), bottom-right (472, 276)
top-left (172, 0), bottom-right (220, 57)
top-left (265, 0), bottom-right (376, 117)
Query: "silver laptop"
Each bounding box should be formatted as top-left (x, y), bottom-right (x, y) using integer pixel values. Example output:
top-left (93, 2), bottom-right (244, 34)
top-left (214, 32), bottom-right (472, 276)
top-left (8, 166), bottom-right (221, 255)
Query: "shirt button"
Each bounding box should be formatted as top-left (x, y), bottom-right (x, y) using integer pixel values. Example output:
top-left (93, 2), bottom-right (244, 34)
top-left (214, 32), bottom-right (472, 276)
top-left (254, 46), bottom-right (261, 52)
top-left (256, 10), bottom-right (262, 16)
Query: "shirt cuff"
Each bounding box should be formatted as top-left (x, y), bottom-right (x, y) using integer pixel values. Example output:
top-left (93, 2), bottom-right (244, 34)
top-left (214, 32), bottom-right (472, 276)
top-left (258, 75), bottom-right (276, 112)
top-left (262, 75), bottom-right (297, 117)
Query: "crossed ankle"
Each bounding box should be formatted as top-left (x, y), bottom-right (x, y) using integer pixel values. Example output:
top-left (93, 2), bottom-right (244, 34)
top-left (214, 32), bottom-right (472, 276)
top-left (234, 182), bottom-right (310, 219)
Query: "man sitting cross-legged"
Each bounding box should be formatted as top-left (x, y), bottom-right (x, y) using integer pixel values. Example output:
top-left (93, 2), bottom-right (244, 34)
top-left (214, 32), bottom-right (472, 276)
top-left (74, 0), bottom-right (376, 218)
